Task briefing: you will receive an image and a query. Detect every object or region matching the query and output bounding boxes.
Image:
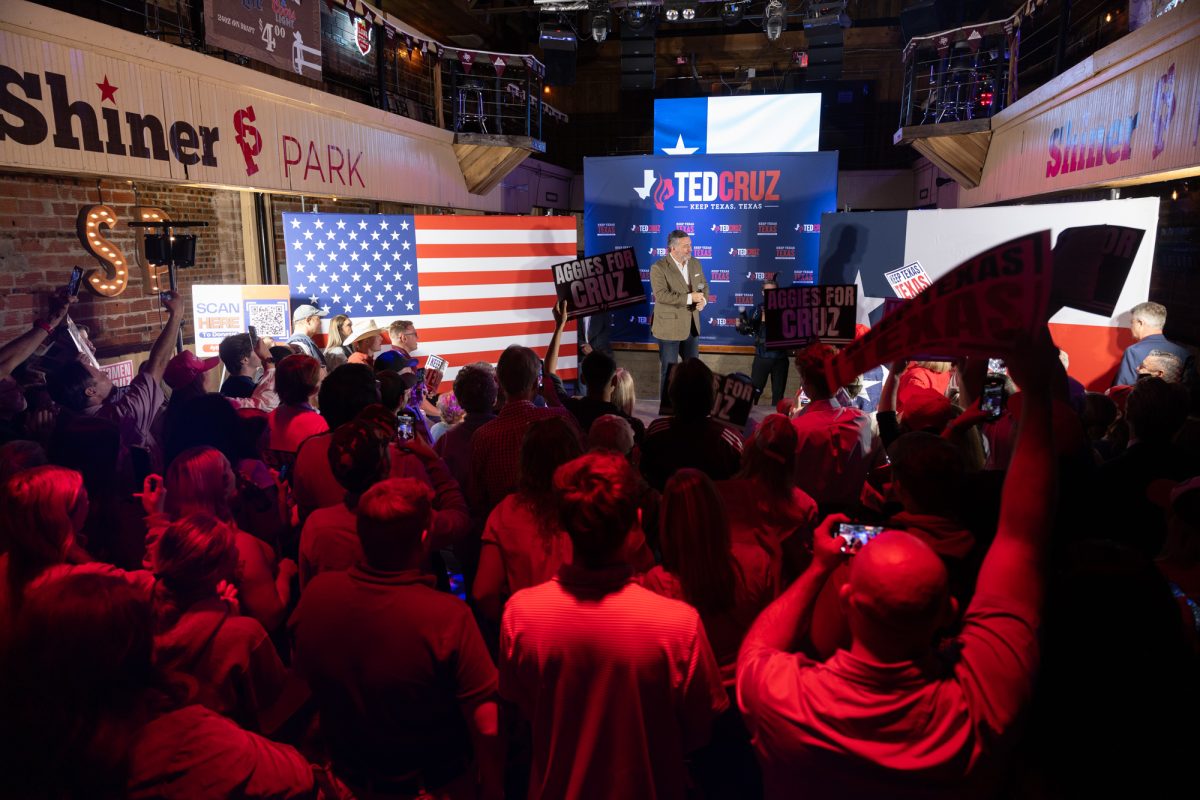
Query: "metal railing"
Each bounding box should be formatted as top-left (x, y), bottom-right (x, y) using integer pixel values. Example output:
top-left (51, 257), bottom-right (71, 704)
top-left (30, 0), bottom-right (554, 141)
top-left (899, 16), bottom-right (1015, 129)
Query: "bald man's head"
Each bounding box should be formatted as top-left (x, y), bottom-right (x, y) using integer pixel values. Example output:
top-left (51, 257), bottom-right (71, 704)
top-left (841, 531), bottom-right (954, 658)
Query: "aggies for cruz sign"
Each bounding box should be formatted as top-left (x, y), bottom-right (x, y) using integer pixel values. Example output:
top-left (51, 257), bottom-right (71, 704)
top-left (551, 248), bottom-right (645, 319)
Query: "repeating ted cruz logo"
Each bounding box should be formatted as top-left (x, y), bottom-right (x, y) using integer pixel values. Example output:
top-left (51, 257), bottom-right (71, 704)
top-left (728, 247), bottom-right (760, 258)
top-left (794, 222), bottom-right (821, 233)
top-left (794, 269), bottom-right (816, 283)
top-left (693, 245), bottom-right (713, 259)
top-left (233, 105), bottom-right (262, 177)
top-left (710, 223), bottom-right (743, 234)
top-left (757, 222), bottom-right (778, 235)
top-left (708, 316), bottom-right (741, 328)
top-left (648, 247), bottom-right (668, 257)
top-left (639, 269), bottom-right (652, 282)
top-left (675, 222), bottom-right (695, 234)
top-left (734, 293), bottom-right (756, 307)
top-left (628, 314), bottom-right (651, 325)
top-left (630, 223), bottom-right (661, 234)
top-left (775, 246), bottom-right (796, 260)
top-left (745, 271), bottom-right (770, 281)
top-left (710, 269), bottom-right (731, 282)
top-left (633, 170), bottom-right (675, 211)
top-left (596, 223), bottom-right (616, 236)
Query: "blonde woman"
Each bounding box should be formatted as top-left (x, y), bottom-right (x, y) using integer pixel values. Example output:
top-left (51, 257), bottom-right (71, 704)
top-left (323, 315), bottom-right (353, 370)
top-left (610, 368), bottom-right (637, 417)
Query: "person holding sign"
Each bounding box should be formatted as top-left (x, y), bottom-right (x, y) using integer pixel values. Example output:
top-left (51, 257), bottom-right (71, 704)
top-left (650, 230), bottom-right (709, 397)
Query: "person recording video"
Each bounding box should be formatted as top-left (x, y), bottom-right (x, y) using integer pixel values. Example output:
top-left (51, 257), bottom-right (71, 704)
top-left (736, 276), bottom-right (790, 406)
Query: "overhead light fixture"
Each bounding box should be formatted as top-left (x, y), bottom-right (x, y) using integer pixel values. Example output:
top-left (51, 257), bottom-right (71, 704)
top-left (624, 6), bottom-right (654, 29)
top-left (764, 0), bottom-right (786, 41)
top-left (665, 8), bottom-right (679, 21)
top-left (591, 4), bottom-right (611, 42)
top-left (665, 2), bottom-right (696, 22)
top-left (722, 2), bottom-right (745, 26)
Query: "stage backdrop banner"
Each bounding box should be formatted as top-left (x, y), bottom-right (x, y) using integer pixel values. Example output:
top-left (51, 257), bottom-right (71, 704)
top-left (192, 284), bottom-right (292, 358)
top-left (282, 214), bottom-right (579, 388)
top-left (817, 197), bottom-right (1160, 390)
top-left (584, 152), bottom-right (838, 346)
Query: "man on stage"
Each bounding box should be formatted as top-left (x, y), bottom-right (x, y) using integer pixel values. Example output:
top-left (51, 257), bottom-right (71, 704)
top-left (650, 229), bottom-right (709, 396)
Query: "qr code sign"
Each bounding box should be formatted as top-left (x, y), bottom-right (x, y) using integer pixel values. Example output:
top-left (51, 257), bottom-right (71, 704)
top-left (246, 302), bottom-right (289, 338)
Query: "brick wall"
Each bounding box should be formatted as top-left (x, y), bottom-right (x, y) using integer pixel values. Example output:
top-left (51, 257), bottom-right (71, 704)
top-left (0, 171), bottom-right (245, 360)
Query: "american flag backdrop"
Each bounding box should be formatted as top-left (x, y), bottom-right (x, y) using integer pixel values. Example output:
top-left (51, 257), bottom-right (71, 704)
top-left (282, 213), bottom-right (579, 388)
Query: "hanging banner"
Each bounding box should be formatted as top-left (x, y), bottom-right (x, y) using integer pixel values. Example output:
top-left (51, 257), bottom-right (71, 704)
top-left (1048, 225), bottom-right (1145, 317)
top-left (828, 231), bottom-right (1053, 388)
top-left (763, 284), bottom-right (857, 349)
top-left (191, 284), bottom-right (293, 358)
top-left (203, 0), bottom-right (322, 79)
top-left (551, 247), bottom-right (645, 320)
top-left (493, 55), bottom-right (507, 77)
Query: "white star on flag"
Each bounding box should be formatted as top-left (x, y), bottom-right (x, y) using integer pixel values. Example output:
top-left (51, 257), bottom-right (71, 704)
top-left (661, 134), bottom-right (700, 155)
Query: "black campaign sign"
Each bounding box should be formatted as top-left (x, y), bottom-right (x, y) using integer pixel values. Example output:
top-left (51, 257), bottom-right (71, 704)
top-left (711, 372), bottom-right (755, 428)
top-left (552, 248), bottom-right (645, 320)
top-left (763, 284), bottom-right (857, 349)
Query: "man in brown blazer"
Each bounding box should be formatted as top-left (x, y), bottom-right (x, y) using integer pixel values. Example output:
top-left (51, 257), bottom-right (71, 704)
top-left (650, 229), bottom-right (709, 397)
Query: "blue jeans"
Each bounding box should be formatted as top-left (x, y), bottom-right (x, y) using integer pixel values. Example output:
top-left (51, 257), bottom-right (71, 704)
top-left (658, 335), bottom-right (699, 398)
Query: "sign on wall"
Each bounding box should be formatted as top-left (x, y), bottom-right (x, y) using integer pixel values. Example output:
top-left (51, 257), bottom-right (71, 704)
top-left (583, 152), bottom-right (838, 346)
top-left (962, 9), bottom-right (1200, 206)
top-left (0, 6), bottom-right (496, 211)
top-left (203, 0), bottom-right (322, 79)
top-left (192, 284), bottom-right (292, 357)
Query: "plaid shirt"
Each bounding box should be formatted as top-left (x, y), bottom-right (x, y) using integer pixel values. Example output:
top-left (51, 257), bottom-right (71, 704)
top-left (468, 400), bottom-right (576, 515)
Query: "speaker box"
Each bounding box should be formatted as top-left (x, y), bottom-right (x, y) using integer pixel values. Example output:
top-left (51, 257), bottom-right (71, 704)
top-left (806, 27), bottom-right (843, 49)
top-left (621, 72), bottom-right (655, 91)
top-left (621, 55), bottom-right (655, 74)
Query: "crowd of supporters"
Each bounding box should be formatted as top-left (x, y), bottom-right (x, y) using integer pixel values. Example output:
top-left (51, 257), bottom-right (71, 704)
top-left (0, 290), bottom-right (1197, 799)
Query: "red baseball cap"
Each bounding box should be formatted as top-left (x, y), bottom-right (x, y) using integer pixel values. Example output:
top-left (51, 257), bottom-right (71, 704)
top-left (164, 350), bottom-right (221, 390)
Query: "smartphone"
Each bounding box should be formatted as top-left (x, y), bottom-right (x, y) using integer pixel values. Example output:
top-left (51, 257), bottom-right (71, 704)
top-left (248, 325), bottom-right (259, 350)
top-left (837, 523), bottom-right (886, 547)
top-left (396, 416), bottom-right (415, 441)
top-left (66, 266), bottom-right (84, 297)
top-left (159, 291), bottom-right (172, 306)
top-left (981, 377), bottom-right (1006, 419)
top-left (987, 358), bottom-right (1008, 377)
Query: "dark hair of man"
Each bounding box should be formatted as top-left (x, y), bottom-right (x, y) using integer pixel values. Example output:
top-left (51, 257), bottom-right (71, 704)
top-left (736, 413), bottom-right (798, 499)
top-left (581, 349), bottom-right (617, 392)
top-left (1126, 377), bottom-right (1189, 444)
top-left (0, 440), bottom-right (48, 486)
top-left (46, 361), bottom-right (95, 412)
top-left (328, 417), bottom-right (391, 499)
top-left (555, 451), bottom-right (639, 567)
top-left (660, 468), bottom-right (737, 615)
top-left (377, 371), bottom-right (408, 413)
top-left (3, 572), bottom-right (160, 798)
top-left (497, 345), bottom-right (540, 398)
top-left (151, 512), bottom-right (239, 628)
top-left (317, 363), bottom-right (381, 429)
top-left (794, 342), bottom-right (839, 399)
top-left (669, 357), bottom-right (715, 420)
top-left (356, 478), bottom-right (433, 570)
top-left (888, 432), bottom-right (966, 517)
top-left (667, 229), bottom-right (690, 248)
top-left (218, 333), bottom-right (253, 374)
top-left (454, 363), bottom-right (498, 414)
top-left (276, 355), bottom-right (321, 406)
top-left (163, 393), bottom-right (242, 470)
top-left (519, 416), bottom-right (584, 537)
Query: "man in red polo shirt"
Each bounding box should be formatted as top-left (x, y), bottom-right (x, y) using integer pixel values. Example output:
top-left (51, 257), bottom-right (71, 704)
top-left (499, 451), bottom-right (728, 800)
top-left (738, 333), bottom-right (1058, 798)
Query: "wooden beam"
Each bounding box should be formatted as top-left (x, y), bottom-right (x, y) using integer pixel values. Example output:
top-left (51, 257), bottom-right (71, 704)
top-left (452, 134), bottom-right (545, 195)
